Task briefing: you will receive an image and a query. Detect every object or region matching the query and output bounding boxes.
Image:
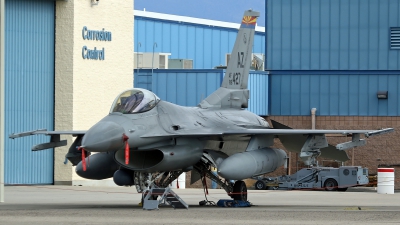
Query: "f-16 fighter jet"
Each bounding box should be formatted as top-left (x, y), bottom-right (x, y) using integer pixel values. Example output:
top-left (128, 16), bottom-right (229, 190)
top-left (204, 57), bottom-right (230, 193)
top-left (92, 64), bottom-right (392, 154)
top-left (10, 10), bottom-right (393, 203)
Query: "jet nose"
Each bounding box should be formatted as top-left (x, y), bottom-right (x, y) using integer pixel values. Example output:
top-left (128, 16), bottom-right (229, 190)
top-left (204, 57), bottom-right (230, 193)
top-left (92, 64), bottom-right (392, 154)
top-left (81, 121), bottom-right (125, 152)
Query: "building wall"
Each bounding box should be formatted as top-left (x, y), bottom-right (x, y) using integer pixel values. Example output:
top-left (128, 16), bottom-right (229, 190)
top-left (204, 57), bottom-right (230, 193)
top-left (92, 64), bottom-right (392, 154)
top-left (55, 0), bottom-right (133, 185)
top-left (268, 116), bottom-right (400, 188)
top-left (264, 0), bottom-right (400, 188)
top-left (269, 72), bottom-right (400, 116)
top-left (135, 69), bottom-right (269, 115)
top-left (5, 0), bottom-right (55, 184)
top-left (267, 0), bottom-right (400, 70)
top-left (134, 15), bottom-right (265, 69)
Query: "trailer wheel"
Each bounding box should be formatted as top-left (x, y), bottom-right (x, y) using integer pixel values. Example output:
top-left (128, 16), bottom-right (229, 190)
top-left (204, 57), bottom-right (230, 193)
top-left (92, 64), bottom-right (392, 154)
top-left (232, 180), bottom-right (247, 201)
top-left (255, 180), bottom-right (267, 190)
top-left (324, 179), bottom-right (338, 191)
top-left (337, 187), bottom-right (348, 192)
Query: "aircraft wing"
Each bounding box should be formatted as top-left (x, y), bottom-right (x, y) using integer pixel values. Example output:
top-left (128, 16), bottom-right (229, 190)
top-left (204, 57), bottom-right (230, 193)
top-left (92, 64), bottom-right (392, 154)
top-left (223, 128), bottom-right (392, 136)
top-left (9, 129), bottom-right (86, 138)
top-left (9, 129), bottom-right (86, 151)
top-left (141, 127), bottom-right (393, 138)
top-left (141, 125), bottom-right (393, 162)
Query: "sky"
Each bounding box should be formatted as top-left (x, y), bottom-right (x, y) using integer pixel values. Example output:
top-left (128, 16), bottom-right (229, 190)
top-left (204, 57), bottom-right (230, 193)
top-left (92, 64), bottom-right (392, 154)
top-left (134, 0), bottom-right (266, 27)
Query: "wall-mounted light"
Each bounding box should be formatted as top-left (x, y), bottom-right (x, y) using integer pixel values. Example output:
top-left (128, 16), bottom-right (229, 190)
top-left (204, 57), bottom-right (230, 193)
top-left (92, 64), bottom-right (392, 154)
top-left (377, 91), bottom-right (388, 99)
top-left (91, 0), bottom-right (99, 6)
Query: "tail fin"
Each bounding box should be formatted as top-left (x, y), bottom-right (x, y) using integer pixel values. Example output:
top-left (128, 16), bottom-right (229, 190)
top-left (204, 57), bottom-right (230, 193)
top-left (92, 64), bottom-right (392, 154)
top-left (199, 10), bottom-right (260, 109)
top-left (221, 10), bottom-right (260, 89)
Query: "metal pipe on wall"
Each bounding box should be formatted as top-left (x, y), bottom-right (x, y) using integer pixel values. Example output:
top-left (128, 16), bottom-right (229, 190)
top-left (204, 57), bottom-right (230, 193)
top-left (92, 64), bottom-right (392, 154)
top-left (136, 42), bottom-right (141, 74)
top-left (0, 0), bottom-right (5, 203)
top-left (311, 108), bottom-right (317, 130)
top-left (310, 108), bottom-right (317, 169)
top-left (151, 42), bottom-right (157, 77)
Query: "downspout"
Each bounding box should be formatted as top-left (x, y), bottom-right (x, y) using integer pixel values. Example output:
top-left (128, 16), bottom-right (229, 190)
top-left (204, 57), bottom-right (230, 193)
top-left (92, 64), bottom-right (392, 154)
top-left (311, 108), bottom-right (317, 129)
top-left (0, 0), bottom-right (5, 203)
top-left (311, 108), bottom-right (317, 167)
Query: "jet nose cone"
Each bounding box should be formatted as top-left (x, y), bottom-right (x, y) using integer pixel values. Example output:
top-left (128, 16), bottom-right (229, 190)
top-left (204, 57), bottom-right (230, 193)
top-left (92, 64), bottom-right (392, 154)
top-left (82, 121), bottom-right (125, 152)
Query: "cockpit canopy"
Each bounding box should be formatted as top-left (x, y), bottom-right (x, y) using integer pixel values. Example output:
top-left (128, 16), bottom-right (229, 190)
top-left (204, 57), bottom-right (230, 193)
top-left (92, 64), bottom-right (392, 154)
top-left (110, 88), bottom-right (160, 114)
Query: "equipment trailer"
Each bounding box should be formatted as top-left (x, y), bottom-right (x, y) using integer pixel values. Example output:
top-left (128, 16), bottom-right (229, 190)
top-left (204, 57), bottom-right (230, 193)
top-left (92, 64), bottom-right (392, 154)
top-left (255, 166), bottom-right (369, 191)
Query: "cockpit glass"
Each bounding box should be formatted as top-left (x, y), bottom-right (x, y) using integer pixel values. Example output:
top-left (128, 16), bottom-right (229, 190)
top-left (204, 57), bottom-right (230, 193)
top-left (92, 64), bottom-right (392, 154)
top-left (111, 89), bottom-right (160, 114)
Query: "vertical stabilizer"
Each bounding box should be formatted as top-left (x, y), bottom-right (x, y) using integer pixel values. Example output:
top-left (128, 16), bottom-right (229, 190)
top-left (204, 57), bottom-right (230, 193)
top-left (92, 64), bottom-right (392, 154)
top-left (199, 10), bottom-right (260, 109)
top-left (221, 10), bottom-right (260, 89)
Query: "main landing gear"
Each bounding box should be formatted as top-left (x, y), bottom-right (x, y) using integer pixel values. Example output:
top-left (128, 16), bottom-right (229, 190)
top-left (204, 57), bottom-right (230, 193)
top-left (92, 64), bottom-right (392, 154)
top-left (194, 158), bottom-right (248, 202)
top-left (232, 180), bottom-right (247, 201)
top-left (133, 156), bottom-right (250, 208)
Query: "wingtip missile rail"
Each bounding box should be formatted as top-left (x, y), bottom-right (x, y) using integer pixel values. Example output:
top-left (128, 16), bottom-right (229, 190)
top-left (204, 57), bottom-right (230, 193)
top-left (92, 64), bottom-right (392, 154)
top-left (9, 129), bottom-right (47, 139)
top-left (365, 128), bottom-right (394, 138)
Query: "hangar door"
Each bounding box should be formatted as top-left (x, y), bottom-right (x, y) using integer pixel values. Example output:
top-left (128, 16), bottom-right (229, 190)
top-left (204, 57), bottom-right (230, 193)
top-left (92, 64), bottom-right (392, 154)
top-left (4, 0), bottom-right (55, 184)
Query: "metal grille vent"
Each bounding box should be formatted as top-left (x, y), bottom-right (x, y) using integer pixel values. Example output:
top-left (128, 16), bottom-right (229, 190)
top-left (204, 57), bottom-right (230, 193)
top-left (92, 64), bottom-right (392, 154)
top-left (390, 27), bottom-right (400, 49)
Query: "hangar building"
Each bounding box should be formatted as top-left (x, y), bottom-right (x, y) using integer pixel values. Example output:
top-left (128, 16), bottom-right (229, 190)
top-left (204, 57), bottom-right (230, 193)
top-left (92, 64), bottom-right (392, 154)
top-left (265, 0), bottom-right (400, 184)
top-left (134, 1), bottom-right (400, 187)
top-left (3, 0), bottom-right (134, 185)
top-left (2, 0), bottom-right (399, 188)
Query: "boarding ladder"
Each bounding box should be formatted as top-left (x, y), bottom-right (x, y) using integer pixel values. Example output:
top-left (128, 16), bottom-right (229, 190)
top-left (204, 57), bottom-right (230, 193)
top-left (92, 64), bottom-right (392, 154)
top-left (142, 186), bottom-right (188, 210)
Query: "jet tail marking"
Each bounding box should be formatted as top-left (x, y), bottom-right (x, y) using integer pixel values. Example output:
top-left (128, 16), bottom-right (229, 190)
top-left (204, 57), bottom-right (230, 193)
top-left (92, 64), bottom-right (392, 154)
top-left (221, 11), bottom-right (259, 90)
top-left (199, 10), bottom-right (260, 109)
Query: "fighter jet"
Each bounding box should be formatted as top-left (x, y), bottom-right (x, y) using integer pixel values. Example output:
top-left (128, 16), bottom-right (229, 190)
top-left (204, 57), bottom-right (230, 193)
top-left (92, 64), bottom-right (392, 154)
top-left (10, 10), bottom-right (393, 203)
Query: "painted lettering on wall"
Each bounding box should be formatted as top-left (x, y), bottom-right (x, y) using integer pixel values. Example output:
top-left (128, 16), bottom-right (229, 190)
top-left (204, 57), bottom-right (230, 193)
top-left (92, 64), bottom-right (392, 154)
top-left (82, 26), bottom-right (111, 60)
top-left (82, 26), bottom-right (112, 41)
top-left (82, 46), bottom-right (105, 60)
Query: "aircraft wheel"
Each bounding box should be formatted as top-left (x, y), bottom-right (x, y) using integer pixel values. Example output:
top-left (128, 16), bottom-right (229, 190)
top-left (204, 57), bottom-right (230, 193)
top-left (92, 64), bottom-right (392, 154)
top-left (324, 179), bottom-right (338, 191)
top-left (255, 180), bottom-right (267, 190)
top-left (232, 180), bottom-right (247, 201)
top-left (337, 187), bottom-right (348, 192)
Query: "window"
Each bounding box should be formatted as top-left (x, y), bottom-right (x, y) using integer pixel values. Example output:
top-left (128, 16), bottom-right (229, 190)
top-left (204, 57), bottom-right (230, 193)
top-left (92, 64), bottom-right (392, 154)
top-left (110, 89), bottom-right (160, 114)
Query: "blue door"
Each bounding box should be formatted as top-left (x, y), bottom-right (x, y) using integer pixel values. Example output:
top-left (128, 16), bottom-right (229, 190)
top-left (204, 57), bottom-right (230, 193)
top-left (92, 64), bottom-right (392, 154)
top-left (5, 0), bottom-right (55, 184)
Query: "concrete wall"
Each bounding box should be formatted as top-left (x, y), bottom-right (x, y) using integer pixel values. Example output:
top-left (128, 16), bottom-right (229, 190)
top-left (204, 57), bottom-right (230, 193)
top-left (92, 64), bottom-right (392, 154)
top-left (54, 0), bottom-right (134, 185)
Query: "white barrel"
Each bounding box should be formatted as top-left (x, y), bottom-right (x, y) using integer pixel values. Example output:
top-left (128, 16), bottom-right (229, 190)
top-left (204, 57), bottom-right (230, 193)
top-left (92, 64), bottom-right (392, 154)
top-left (377, 168), bottom-right (395, 194)
top-left (170, 172), bottom-right (186, 189)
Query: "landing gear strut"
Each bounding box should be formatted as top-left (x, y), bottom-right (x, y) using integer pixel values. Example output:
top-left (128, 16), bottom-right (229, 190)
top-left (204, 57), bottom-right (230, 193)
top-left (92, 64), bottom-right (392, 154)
top-left (194, 158), bottom-right (248, 202)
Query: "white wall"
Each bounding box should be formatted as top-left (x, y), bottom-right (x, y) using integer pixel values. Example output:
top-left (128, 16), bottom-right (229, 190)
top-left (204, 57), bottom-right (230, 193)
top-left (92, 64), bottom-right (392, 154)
top-left (54, 0), bottom-right (134, 185)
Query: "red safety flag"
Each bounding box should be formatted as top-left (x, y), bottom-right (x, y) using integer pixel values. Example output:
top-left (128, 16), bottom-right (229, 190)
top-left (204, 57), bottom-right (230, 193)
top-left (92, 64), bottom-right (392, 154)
top-left (122, 134), bottom-right (130, 165)
top-left (79, 147), bottom-right (87, 171)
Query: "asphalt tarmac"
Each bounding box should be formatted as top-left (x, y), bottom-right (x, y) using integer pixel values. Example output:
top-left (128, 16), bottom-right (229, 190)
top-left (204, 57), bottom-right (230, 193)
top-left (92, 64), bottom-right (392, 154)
top-left (0, 185), bottom-right (399, 225)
